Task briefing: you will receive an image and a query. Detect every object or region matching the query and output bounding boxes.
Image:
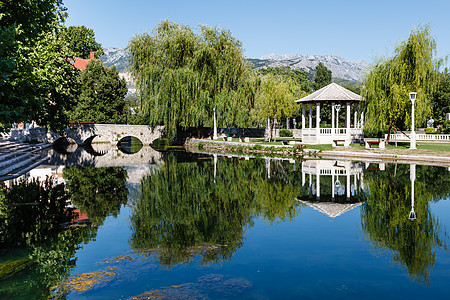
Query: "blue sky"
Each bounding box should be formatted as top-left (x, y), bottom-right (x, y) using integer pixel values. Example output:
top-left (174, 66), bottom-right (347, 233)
top-left (64, 0), bottom-right (450, 63)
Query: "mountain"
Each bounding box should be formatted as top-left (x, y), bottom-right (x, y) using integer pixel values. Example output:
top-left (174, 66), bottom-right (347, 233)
top-left (251, 54), bottom-right (369, 82)
top-left (100, 47), bottom-right (130, 72)
top-left (99, 47), bottom-right (368, 83)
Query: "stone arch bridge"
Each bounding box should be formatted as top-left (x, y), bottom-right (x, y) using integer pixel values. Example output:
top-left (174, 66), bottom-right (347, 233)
top-left (20, 124), bottom-right (165, 146)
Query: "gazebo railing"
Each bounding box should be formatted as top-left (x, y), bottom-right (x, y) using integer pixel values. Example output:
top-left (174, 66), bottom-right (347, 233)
top-left (319, 128), bottom-right (348, 135)
top-left (387, 133), bottom-right (450, 141)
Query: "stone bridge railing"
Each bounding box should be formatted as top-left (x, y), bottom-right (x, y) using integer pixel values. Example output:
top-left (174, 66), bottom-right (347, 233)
top-left (11, 124), bottom-right (165, 146)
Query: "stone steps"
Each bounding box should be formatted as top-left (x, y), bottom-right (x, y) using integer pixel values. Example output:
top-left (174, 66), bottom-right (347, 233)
top-left (0, 140), bottom-right (51, 181)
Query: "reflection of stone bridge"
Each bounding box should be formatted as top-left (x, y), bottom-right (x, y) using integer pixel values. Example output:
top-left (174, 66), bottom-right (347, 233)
top-left (16, 124), bottom-right (165, 146)
top-left (48, 145), bottom-right (164, 167)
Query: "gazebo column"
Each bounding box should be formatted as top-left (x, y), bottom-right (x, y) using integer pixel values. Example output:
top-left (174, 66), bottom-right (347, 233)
top-left (316, 102), bottom-right (320, 143)
top-left (302, 104), bottom-right (305, 140)
top-left (309, 104), bottom-right (312, 129)
top-left (354, 110), bottom-right (357, 129)
top-left (361, 112), bottom-right (364, 129)
top-left (346, 102), bottom-right (351, 145)
top-left (331, 102), bottom-right (335, 136)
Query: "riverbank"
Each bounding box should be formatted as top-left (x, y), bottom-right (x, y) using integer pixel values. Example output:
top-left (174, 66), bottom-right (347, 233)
top-left (185, 138), bottom-right (450, 167)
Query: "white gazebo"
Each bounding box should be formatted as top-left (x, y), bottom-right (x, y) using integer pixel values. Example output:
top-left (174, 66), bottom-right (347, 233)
top-left (296, 83), bottom-right (364, 146)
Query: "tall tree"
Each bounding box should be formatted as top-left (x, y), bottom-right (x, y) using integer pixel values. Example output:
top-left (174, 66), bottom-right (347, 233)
top-left (431, 69), bottom-right (450, 125)
top-left (68, 60), bottom-right (127, 123)
top-left (251, 74), bottom-right (299, 141)
top-left (362, 26), bottom-right (440, 139)
top-left (313, 62), bottom-right (332, 90)
top-left (62, 25), bottom-right (103, 59)
top-left (128, 20), bottom-right (255, 139)
top-left (0, 0), bottom-right (77, 131)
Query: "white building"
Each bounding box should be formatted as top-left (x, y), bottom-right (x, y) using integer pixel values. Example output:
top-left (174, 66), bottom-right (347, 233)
top-left (296, 83), bottom-right (364, 146)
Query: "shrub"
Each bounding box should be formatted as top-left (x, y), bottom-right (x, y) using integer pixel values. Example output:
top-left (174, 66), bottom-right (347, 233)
top-left (279, 129), bottom-right (293, 137)
top-left (424, 128), bottom-right (435, 134)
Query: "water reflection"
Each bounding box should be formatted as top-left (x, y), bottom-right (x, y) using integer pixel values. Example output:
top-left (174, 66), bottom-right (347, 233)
top-left (63, 167), bottom-right (129, 225)
top-left (130, 154), bottom-right (305, 266)
top-left (360, 162), bottom-right (449, 284)
top-left (298, 160), bottom-right (364, 217)
top-left (0, 178), bottom-right (98, 298)
top-left (1, 150), bottom-right (450, 298)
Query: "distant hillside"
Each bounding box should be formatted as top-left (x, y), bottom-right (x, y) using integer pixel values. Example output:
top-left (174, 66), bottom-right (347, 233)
top-left (250, 54), bottom-right (368, 82)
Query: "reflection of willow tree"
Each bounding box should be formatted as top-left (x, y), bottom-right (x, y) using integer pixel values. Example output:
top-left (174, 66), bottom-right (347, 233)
top-left (63, 167), bottom-right (128, 225)
top-left (0, 179), bottom-right (98, 298)
top-left (130, 156), bottom-right (304, 266)
top-left (360, 164), bottom-right (449, 284)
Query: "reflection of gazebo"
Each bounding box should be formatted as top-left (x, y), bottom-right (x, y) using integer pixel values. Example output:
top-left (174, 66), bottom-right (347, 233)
top-left (298, 159), bottom-right (364, 218)
top-left (296, 199), bottom-right (362, 218)
top-left (296, 83), bottom-right (364, 146)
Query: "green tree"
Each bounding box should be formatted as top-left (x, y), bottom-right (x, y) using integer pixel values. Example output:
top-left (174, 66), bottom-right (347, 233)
top-left (0, 0), bottom-right (77, 131)
top-left (62, 25), bottom-right (103, 59)
top-left (258, 66), bottom-right (311, 93)
top-left (362, 26), bottom-right (440, 140)
top-left (313, 62), bottom-right (332, 90)
top-left (68, 60), bottom-right (127, 123)
top-left (431, 69), bottom-right (450, 125)
top-left (128, 20), bottom-right (256, 139)
top-left (251, 74), bottom-right (299, 141)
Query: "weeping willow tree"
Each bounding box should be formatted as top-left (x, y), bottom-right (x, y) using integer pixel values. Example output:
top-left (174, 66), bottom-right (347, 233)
top-left (128, 20), bottom-right (256, 139)
top-left (251, 74), bottom-right (303, 141)
top-left (362, 26), bottom-right (441, 139)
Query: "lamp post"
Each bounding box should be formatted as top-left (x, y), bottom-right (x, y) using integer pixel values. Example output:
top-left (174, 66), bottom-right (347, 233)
top-left (335, 104), bottom-right (341, 129)
top-left (409, 92), bottom-right (417, 149)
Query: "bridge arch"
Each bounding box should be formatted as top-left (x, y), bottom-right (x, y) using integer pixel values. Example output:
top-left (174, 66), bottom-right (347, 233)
top-left (53, 137), bottom-right (78, 154)
top-left (117, 136), bottom-right (143, 154)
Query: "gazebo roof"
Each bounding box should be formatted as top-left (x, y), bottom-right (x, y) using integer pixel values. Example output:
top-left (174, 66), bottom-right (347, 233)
top-left (295, 82), bottom-right (363, 103)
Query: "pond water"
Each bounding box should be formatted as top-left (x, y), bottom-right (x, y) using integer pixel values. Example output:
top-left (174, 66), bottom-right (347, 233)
top-left (1, 146), bottom-right (450, 299)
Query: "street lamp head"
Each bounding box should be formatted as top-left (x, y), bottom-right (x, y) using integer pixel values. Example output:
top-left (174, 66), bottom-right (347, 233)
top-left (409, 92), bottom-right (417, 102)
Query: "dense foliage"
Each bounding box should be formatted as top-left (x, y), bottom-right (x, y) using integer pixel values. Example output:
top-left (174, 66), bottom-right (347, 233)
top-left (62, 25), bottom-right (103, 59)
top-left (128, 20), bottom-right (257, 138)
top-left (67, 60), bottom-right (127, 123)
top-left (251, 74), bottom-right (300, 141)
top-left (258, 66), bottom-right (311, 93)
top-left (0, 0), bottom-right (78, 131)
top-left (313, 62), bottom-right (332, 91)
top-left (362, 26), bottom-right (440, 137)
top-left (431, 69), bottom-right (450, 125)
